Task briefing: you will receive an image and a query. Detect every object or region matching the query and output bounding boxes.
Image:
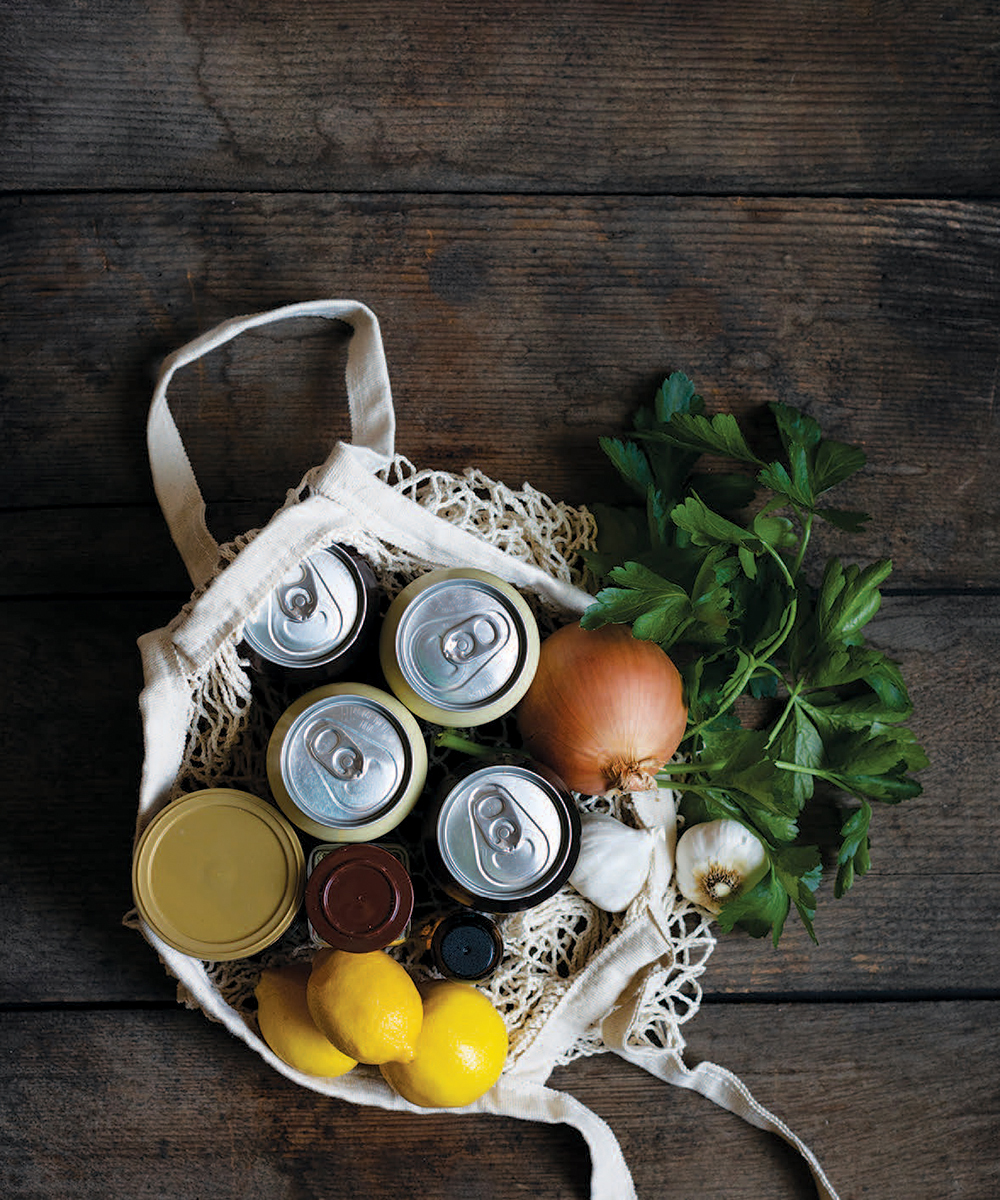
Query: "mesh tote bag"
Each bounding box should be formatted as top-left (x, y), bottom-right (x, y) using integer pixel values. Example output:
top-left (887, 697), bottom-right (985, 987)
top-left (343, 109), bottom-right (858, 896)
top-left (129, 298), bottom-right (839, 1200)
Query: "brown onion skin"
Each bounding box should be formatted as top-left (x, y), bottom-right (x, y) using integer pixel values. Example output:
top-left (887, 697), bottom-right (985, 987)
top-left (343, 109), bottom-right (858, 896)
top-left (516, 621), bottom-right (687, 796)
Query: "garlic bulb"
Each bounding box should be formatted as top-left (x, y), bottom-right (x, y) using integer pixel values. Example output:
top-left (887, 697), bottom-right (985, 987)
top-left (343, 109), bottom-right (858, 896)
top-left (674, 819), bottom-right (768, 914)
top-left (569, 813), bottom-right (655, 912)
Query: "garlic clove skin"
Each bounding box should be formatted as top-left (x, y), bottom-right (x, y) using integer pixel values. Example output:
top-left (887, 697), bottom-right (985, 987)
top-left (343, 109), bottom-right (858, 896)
top-left (674, 818), bottom-right (769, 914)
top-left (569, 813), bottom-right (655, 913)
top-left (629, 785), bottom-right (677, 831)
top-left (647, 826), bottom-right (675, 896)
top-left (629, 786), bottom-right (677, 887)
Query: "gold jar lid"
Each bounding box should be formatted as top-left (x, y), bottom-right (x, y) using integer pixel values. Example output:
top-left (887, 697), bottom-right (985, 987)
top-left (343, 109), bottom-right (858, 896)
top-left (132, 789), bottom-right (305, 961)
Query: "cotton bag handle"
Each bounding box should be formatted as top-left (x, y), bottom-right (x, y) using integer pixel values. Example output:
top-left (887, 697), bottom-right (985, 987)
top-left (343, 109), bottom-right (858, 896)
top-left (146, 299), bottom-right (396, 590)
top-left (147, 301), bottom-right (595, 674)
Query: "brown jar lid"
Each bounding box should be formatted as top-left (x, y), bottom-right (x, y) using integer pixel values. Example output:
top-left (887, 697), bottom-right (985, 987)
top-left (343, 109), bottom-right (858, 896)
top-left (305, 844), bottom-right (414, 952)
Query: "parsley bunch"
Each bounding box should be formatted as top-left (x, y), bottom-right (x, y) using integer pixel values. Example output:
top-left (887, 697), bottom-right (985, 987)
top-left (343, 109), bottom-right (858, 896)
top-left (582, 373), bottom-right (927, 944)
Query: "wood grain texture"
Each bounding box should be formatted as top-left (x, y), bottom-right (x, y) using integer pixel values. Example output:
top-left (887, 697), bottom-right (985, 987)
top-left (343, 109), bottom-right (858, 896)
top-left (3, 195), bottom-right (999, 588)
top-left (3, 2), bottom-right (998, 1195)
top-left (3, 1), bottom-right (999, 195)
top-left (2, 1003), bottom-right (996, 1199)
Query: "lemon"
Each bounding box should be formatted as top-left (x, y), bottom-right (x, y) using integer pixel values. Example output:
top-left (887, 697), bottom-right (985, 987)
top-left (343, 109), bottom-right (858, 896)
top-left (306, 948), bottom-right (423, 1065)
top-left (254, 962), bottom-right (357, 1078)
top-left (380, 980), bottom-right (508, 1108)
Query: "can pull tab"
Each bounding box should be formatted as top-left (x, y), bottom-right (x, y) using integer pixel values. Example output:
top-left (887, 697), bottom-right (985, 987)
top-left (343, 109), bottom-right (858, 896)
top-left (276, 563), bottom-right (320, 622)
top-left (305, 719), bottom-right (367, 786)
top-left (268, 562), bottom-right (345, 650)
top-left (470, 784), bottom-right (549, 886)
top-left (413, 610), bottom-right (512, 693)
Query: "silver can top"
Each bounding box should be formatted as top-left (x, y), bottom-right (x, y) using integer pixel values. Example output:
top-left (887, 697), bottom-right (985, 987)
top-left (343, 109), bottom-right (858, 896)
top-left (243, 544), bottom-right (367, 669)
top-left (275, 693), bottom-right (413, 832)
top-left (392, 576), bottom-right (530, 715)
top-left (434, 764), bottom-right (579, 909)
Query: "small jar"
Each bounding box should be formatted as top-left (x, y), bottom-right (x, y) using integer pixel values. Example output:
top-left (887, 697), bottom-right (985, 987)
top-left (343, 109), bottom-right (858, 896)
top-left (424, 910), bottom-right (505, 982)
top-left (267, 683), bottom-right (427, 842)
top-left (131, 789), bottom-right (305, 961)
top-left (379, 568), bottom-right (540, 725)
top-left (423, 760), bottom-right (581, 913)
top-left (304, 843), bottom-right (414, 953)
top-left (242, 543), bottom-right (380, 681)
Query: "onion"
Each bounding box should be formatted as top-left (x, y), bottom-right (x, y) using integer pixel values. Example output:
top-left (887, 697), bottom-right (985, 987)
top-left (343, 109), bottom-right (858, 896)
top-left (516, 621), bottom-right (687, 796)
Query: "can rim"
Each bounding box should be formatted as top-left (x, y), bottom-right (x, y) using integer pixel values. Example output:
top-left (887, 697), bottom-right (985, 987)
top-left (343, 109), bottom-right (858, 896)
top-left (266, 683), bottom-right (428, 841)
top-left (131, 788), bottom-right (305, 961)
top-left (425, 760), bottom-right (581, 913)
top-left (379, 568), bottom-right (540, 725)
top-left (242, 543), bottom-right (374, 670)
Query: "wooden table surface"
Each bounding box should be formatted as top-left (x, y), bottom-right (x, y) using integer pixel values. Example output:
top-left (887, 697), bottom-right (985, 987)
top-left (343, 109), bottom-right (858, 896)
top-left (3, 4), bottom-right (999, 1198)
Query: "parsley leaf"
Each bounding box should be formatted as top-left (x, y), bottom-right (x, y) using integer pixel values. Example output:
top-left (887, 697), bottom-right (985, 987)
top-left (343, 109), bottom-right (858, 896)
top-left (835, 801), bottom-right (873, 898)
top-left (599, 437), bottom-right (654, 498)
top-left (640, 411), bottom-right (762, 464)
top-left (582, 562), bottom-right (698, 645)
top-left (760, 401), bottom-right (870, 525)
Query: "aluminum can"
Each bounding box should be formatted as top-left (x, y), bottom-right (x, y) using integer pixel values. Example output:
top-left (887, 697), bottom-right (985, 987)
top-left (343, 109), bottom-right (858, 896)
top-left (131, 789), bottom-right (305, 961)
top-left (266, 683), bottom-right (428, 842)
top-left (305, 842), bottom-right (414, 953)
top-left (242, 543), bottom-right (379, 677)
top-left (424, 761), bottom-right (581, 912)
top-left (379, 568), bottom-right (540, 725)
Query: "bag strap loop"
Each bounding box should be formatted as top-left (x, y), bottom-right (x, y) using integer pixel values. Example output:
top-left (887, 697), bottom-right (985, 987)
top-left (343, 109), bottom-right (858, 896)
top-left (146, 300), bottom-right (395, 589)
top-left (601, 956), bottom-right (841, 1200)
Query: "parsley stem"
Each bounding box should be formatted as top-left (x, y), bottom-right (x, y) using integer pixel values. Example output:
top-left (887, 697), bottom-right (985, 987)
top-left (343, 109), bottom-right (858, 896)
top-left (682, 543), bottom-right (798, 744)
top-left (773, 760), bottom-right (840, 787)
top-left (791, 511), bottom-right (814, 578)
top-left (434, 729), bottom-right (528, 760)
top-left (655, 779), bottom-right (717, 804)
top-left (682, 664), bottom-right (755, 741)
top-left (656, 761), bottom-right (726, 778)
top-left (764, 680), bottom-right (805, 750)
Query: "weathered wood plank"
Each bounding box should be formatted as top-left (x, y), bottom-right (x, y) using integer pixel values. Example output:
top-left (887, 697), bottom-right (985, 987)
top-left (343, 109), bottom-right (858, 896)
top-left (5, 2), bottom-right (996, 1196)
top-left (0, 597), bottom-right (179, 1006)
top-left (1, 1001), bottom-right (995, 1199)
top-left (3, 1), bottom-right (999, 196)
top-left (1, 591), bottom-right (994, 1003)
top-left (3, 196), bottom-right (998, 589)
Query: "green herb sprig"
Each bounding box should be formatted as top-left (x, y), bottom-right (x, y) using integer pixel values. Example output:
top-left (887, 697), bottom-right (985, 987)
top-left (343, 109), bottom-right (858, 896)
top-left (582, 373), bottom-right (927, 945)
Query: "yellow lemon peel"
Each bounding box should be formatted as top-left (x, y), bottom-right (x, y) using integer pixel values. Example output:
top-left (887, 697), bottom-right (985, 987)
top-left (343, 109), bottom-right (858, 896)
top-left (254, 963), bottom-right (357, 1078)
top-left (306, 949), bottom-right (423, 1066)
top-left (380, 980), bottom-right (508, 1108)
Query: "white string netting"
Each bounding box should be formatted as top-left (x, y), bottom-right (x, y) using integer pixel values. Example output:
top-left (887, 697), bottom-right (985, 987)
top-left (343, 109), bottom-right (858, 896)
top-left (129, 454), bottom-right (717, 1077)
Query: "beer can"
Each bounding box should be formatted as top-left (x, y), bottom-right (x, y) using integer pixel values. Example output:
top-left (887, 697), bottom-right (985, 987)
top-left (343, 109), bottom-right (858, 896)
top-left (305, 842), bottom-right (414, 953)
top-left (242, 543), bottom-right (379, 678)
top-left (424, 761), bottom-right (581, 912)
top-left (379, 568), bottom-right (540, 726)
top-left (131, 789), bottom-right (305, 961)
top-left (267, 683), bottom-right (428, 842)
